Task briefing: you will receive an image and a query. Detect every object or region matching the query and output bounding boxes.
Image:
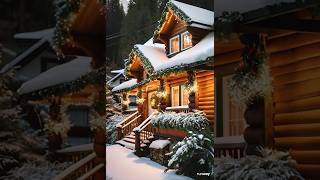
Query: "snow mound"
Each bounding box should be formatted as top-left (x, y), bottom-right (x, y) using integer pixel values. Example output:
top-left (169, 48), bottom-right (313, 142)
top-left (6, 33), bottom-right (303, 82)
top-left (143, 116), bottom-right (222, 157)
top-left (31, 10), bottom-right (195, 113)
top-left (18, 56), bottom-right (92, 94)
top-left (150, 140), bottom-right (171, 149)
top-left (106, 145), bottom-right (192, 180)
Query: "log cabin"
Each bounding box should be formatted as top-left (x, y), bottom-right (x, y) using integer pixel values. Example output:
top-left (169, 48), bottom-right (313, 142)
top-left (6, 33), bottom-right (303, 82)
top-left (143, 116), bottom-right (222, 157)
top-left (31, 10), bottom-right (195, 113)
top-left (112, 0), bottom-right (214, 156)
top-left (214, 0), bottom-right (320, 179)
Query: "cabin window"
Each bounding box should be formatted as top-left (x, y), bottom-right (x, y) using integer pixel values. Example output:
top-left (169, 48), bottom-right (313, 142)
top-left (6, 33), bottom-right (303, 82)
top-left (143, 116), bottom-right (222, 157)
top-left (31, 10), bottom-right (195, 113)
top-left (68, 106), bottom-right (89, 127)
top-left (169, 35), bottom-right (180, 54)
top-left (171, 84), bottom-right (189, 107)
top-left (128, 95), bottom-right (137, 109)
top-left (222, 75), bottom-right (246, 136)
top-left (182, 32), bottom-right (192, 50)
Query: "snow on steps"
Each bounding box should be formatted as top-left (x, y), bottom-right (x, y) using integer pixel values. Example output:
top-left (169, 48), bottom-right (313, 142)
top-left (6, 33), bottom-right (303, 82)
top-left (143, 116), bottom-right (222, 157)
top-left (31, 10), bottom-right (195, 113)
top-left (115, 132), bottom-right (154, 151)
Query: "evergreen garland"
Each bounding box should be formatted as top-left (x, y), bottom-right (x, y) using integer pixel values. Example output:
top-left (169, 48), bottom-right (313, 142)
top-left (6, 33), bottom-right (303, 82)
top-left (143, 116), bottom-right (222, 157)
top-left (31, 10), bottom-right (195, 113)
top-left (153, 1), bottom-right (192, 41)
top-left (118, 56), bottom-right (213, 93)
top-left (124, 46), bottom-right (155, 76)
top-left (22, 67), bottom-right (106, 100)
top-left (53, 0), bottom-right (106, 57)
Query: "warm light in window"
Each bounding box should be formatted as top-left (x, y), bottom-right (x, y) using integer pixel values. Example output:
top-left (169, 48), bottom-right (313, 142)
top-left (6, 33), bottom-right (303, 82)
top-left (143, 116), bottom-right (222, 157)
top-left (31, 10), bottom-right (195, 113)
top-left (170, 35), bottom-right (180, 54)
top-left (182, 32), bottom-right (192, 50)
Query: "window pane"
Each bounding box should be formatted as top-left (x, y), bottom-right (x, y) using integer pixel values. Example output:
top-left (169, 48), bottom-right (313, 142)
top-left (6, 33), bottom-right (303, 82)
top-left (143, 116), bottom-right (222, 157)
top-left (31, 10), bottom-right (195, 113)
top-left (222, 75), bottom-right (246, 136)
top-left (128, 95), bottom-right (137, 109)
top-left (170, 36), bottom-right (180, 54)
top-left (182, 32), bottom-right (192, 49)
top-left (171, 86), bottom-right (180, 107)
top-left (68, 107), bottom-right (89, 127)
top-left (180, 85), bottom-right (189, 106)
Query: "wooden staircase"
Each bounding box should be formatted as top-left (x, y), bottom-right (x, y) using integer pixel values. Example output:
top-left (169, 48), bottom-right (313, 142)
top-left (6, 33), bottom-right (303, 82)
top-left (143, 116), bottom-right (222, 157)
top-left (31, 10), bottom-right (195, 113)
top-left (116, 112), bottom-right (157, 156)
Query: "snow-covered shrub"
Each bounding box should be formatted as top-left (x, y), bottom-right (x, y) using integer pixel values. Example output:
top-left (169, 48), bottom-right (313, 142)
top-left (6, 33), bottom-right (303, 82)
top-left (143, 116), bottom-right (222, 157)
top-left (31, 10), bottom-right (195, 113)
top-left (214, 148), bottom-right (304, 180)
top-left (166, 131), bottom-right (214, 179)
top-left (151, 110), bottom-right (209, 132)
top-left (106, 115), bottom-right (127, 145)
top-left (5, 161), bottom-right (71, 180)
top-left (44, 104), bottom-right (71, 139)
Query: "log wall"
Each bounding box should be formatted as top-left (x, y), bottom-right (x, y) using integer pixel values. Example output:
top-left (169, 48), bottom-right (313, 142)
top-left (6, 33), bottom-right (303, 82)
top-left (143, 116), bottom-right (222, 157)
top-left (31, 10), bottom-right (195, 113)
top-left (196, 71), bottom-right (215, 124)
top-left (268, 35), bottom-right (320, 179)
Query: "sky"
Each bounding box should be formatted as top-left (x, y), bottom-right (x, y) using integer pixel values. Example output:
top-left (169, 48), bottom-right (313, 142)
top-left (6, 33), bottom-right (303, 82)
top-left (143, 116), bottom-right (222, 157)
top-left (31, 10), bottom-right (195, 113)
top-left (120, 0), bottom-right (129, 13)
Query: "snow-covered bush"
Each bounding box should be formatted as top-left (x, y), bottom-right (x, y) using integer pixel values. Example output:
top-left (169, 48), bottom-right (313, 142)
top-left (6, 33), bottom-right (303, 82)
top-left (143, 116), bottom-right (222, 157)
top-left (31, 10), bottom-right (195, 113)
top-left (44, 104), bottom-right (71, 139)
top-left (214, 148), bottom-right (304, 180)
top-left (151, 110), bottom-right (209, 132)
top-left (166, 131), bottom-right (214, 179)
top-left (106, 115), bottom-right (127, 145)
top-left (4, 161), bottom-right (71, 180)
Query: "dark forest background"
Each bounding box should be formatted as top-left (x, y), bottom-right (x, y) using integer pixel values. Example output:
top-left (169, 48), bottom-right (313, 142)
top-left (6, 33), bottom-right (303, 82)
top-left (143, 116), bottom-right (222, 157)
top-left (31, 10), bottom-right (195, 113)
top-left (0, 0), bottom-right (54, 68)
top-left (106, 0), bottom-right (214, 70)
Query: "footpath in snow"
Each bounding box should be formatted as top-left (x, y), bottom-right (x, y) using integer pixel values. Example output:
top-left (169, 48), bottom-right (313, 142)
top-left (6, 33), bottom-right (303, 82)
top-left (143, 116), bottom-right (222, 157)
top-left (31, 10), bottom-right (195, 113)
top-left (106, 145), bottom-right (192, 180)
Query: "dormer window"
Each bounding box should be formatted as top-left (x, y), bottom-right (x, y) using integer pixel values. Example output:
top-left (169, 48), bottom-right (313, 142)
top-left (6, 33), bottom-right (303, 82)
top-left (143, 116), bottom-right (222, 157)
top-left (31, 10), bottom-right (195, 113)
top-left (182, 32), bottom-right (192, 50)
top-left (169, 35), bottom-right (180, 54)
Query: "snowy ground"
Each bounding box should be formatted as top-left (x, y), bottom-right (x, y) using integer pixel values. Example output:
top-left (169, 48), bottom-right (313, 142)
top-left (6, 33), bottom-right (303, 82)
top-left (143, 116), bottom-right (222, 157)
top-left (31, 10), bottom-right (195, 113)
top-left (106, 145), bottom-right (193, 180)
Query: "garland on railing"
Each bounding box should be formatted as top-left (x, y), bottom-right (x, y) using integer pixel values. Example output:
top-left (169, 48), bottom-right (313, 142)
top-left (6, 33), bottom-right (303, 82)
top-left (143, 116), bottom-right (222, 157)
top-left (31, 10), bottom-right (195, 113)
top-left (23, 67), bottom-right (106, 100)
top-left (228, 34), bottom-right (272, 105)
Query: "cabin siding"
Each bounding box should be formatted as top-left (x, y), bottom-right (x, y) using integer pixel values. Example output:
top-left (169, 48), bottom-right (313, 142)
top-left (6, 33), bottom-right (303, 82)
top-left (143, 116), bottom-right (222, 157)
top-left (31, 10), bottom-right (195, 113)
top-left (196, 71), bottom-right (214, 124)
top-left (269, 36), bottom-right (320, 179)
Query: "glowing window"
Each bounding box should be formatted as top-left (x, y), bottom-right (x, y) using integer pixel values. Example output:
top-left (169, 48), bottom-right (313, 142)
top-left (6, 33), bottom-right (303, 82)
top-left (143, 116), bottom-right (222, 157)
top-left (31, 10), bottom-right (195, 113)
top-left (169, 35), bottom-right (180, 54)
top-left (182, 32), bottom-right (192, 50)
top-left (171, 85), bottom-right (189, 107)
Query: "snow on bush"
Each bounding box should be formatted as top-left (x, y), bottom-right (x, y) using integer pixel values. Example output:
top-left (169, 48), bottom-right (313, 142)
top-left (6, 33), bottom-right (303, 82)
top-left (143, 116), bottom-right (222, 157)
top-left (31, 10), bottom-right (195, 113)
top-left (5, 161), bottom-right (71, 180)
top-left (106, 114), bottom-right (127, 145)
top-left (214, 148), bottom-right (304, 180)
top-left (166, 131), bottom-right (214, 179)
top-left (151, 110), bottom-right (209, 132)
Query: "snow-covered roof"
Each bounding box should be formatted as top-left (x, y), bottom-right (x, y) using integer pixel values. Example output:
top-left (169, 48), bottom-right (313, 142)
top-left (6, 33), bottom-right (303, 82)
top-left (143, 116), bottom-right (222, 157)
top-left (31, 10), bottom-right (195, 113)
top-left (112, 79), bottom-right (137, 92)
top-left (170, 0), bottom-right (214, 27)
top-left (14, 28), bottom-right (54, 40)
top-left (143, 38), bottom-right (165, 48)
top-left (0, 38), bottom-right (50, 74)
top-left (111, 69), bottom-right (124, 74)
top-left (18, 56), bottom-right (92, 94)
top-left (130, 32), bottom-right (213, 74)
top-left (107, 71), bottom-right (125, 85)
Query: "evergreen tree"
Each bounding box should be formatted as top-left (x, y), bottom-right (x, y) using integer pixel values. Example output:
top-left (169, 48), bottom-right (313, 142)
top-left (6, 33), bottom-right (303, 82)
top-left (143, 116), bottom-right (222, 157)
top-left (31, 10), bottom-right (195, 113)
top-left (106, 0), bottom-right (125, 68)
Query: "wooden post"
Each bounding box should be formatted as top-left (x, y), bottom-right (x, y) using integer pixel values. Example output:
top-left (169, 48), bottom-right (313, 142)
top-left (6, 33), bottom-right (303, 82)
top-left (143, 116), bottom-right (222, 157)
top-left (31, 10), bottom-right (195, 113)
top-left (116, 126), bottom-right (123, 140)
top-left (187, 71), bottom-right (196, 111)
top-left (122, 92), bottom-right (128, 112)
top-left (158, 79), bottom-right (167, 112)
top-left (134, 129), bottom-right (141, 156)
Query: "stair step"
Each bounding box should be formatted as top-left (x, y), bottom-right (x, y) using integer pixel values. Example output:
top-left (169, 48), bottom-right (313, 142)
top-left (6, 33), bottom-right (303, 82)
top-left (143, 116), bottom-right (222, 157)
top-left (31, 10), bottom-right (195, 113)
top-left (115, 140), bottom-right (135, 150)
top-left (123, 137), bottom-right (135, 143)
top-left (125, 134), bottom-right (136, 139)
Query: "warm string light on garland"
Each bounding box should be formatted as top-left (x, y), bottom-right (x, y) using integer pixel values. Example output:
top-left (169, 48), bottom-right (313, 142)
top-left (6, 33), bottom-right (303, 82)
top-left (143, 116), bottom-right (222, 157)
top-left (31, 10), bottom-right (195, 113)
top-left (136, 91), bottom-right (145, 105)
top-left (53, 0), bottom-right (106, 57)
top-left (23, 67), bottom-right (106, 100)
top-left (153, 1), bottom-right (192, 41)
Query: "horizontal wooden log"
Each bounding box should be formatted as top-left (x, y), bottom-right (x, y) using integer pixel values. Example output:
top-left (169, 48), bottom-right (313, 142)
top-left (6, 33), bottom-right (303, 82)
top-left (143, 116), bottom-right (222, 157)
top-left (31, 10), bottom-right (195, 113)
top-left (267, 33), bottom-right (320, 53)
top-left (197, 76), bottom-right (214, 83)
top-left (198, 84), bottom-right (214, 91)
top-left (206, 115), bottom-right (214, 120)
top-left (198, 106), bottom-right (214, 110)
top-left (275, 95), bottom-right (320, 113)
top-left (296, 164), bottom-right (320, 179)
top-left (270, 42), bottom-right (320, 67)
top-left (273, 78), bottom-right (320, 102)
top-left (274, 136), bottom-right (320, 149)
top-left (198, 101), bottom-right (214, 106)
top-left (290, 150), bottom-right (320, 164)
top-left (196, 71), bottom-right (214, 78)
top-left (273, 67), bottom-right (320, 86)
top-left (202, 110), bottom-right (214, 116)
top-left (274, 109), bottom-right (320, 125)
top-left (198, 92), bottom-right (214, 98)
top-left (199, 97), bottom-right (214, 102)
top-left (274, 123), bottom-right (320, 137)
top-left (271, 56), bottom-right (320, 77)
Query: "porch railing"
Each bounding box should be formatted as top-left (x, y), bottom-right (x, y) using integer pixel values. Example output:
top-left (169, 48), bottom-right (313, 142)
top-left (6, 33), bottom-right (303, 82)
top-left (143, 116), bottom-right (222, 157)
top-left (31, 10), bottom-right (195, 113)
top-left (53, 152), bottom-right (104, 180)
top-left (214, 136), bottom-right (246, 159)
top-left (116, 111), bottom-right (141, 139)
top-left (56, 143), bottom-right (93, 163)
top-left (165, 105), bottom-right (190, 113)
top-left (133, 112), bottom-right (157, 155)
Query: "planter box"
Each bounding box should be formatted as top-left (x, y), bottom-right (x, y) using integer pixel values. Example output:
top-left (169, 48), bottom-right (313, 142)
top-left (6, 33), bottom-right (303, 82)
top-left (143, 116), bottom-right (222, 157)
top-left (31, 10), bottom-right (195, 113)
top-left (157, 128), bottom-right (186, 138)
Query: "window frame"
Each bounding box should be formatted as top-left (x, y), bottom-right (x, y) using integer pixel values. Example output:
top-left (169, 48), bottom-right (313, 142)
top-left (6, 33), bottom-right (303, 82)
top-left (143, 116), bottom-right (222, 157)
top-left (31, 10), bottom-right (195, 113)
top-left (169, 34), bottom-right (180, 55)
top-left (181, 31), bottom-right (192, 50)
top-left (170, 84), bottom-right (189, 107)
top-left (68, 106), bottom-right (90, 127)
